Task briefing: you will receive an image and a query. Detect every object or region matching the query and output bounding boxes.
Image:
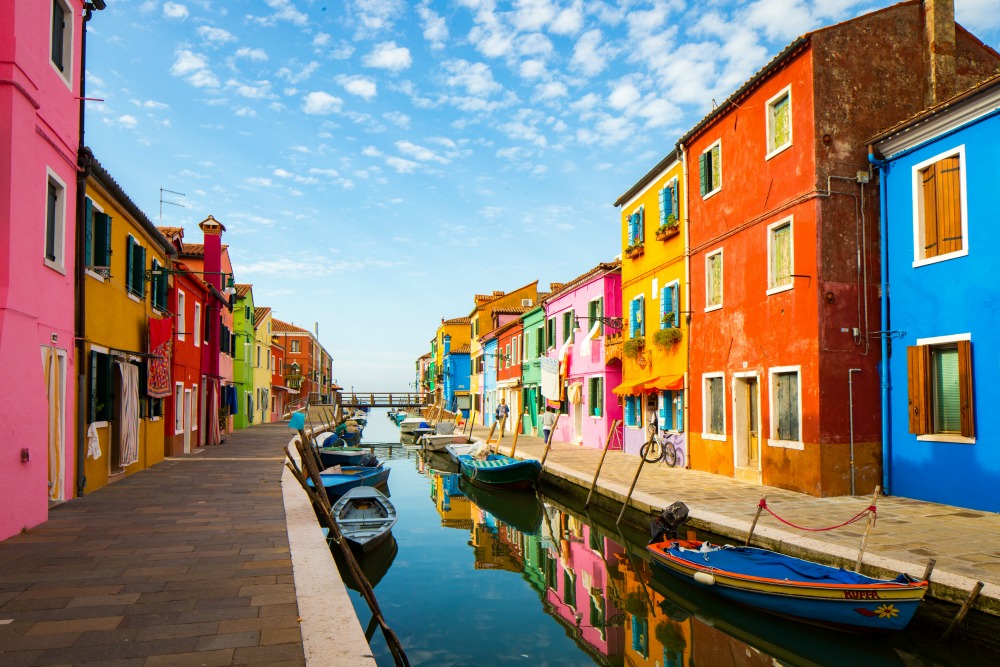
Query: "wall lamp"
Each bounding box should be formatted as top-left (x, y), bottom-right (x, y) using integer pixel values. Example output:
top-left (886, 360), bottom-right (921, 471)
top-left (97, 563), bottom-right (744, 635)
top-left (573, 316), bottom-right (624, 331)
top-left (144, 268), bottom-right (237, 296)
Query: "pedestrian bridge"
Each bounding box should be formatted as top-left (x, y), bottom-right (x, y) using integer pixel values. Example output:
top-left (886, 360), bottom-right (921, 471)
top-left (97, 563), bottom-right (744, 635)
top-left (339, 392), bottom-right (429, 409)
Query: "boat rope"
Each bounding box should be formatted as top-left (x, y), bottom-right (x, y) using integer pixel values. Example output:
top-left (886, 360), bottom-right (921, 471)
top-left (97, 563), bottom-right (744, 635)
top-left (757, 498), bottom-right (876, 532)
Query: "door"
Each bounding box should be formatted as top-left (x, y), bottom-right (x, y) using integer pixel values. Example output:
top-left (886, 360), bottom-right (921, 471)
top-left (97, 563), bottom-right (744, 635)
top-left (183, 389), bottom-right (192, 453)
top-left (573, 400), bottom-right (583, 442)
top-left (746, 378), bottom-right (759, 468)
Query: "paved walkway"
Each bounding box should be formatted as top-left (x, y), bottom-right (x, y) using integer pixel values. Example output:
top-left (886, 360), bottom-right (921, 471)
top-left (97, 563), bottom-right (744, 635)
top-left (471, 424), bottom-right (1000, 616)
top-left (0, 423), bottom-right (307, 667)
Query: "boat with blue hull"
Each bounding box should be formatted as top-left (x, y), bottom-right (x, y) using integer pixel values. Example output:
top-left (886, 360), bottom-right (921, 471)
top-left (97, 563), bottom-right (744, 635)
top-left (457, 453), bottom-right (542, 492)
top-left (317, 447), bottom-right (378, 469)
top-left (306, 464), bottom-right (390, 501)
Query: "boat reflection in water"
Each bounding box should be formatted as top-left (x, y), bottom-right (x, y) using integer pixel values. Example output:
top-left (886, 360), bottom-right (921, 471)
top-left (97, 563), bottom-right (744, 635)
top-left (330, 534), bottom-right (399, 592)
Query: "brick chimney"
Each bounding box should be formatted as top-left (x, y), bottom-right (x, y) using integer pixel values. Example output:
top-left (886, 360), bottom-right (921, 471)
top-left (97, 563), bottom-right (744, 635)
top-left (923, 0), bottom-right (956, 105)
top-left (198, 215), bottom-right (226, 446)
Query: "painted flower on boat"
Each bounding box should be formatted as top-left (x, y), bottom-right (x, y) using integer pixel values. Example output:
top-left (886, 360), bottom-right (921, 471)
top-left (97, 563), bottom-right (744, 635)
top-left (874, 604), bottom-right (899, 619)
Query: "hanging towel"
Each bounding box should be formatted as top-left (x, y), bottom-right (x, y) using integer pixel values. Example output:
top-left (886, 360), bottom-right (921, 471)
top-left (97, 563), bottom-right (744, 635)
top-left (86, 422), bottom-right (102, 460)
top-left (147, 317), bottom-right (173, 398)
top-left (540, 357), bottom-right (560, 402)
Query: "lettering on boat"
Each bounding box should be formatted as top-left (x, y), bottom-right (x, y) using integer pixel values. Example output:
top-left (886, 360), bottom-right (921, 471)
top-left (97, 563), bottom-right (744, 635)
top-left (843, 590), bottom-right (880, 600)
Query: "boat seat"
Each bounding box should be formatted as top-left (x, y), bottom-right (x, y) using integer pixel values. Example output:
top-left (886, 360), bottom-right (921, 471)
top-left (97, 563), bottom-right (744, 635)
top-left (337, 518), bottom-right (387, 524)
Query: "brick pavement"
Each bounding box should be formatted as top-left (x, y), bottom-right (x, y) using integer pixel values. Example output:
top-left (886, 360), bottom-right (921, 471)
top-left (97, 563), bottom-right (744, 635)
top-left (0, 422), bottom-right (305, 667)
top-left (472, 424), bottom-right (1000, 616)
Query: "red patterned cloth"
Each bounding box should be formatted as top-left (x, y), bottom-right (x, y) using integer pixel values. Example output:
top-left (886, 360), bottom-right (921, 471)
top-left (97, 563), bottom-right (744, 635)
top-left (148, 316), bottom-right (173, 398)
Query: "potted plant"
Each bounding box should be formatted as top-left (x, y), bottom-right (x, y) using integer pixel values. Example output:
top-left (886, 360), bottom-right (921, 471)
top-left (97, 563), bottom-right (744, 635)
top-left (661, 312), bottom-right (675, 328)
top-left (655, 214), bottom-right (680, 240)
top-left (652, 327), bottom-right (683, 348)
top-left (624, 242), bottom-right (644, 258)
top-left (623, 337), bottom-right (645, 358)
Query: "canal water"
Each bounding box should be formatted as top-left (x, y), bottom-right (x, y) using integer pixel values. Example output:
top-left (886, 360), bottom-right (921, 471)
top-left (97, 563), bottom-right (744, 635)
top-left (334, 410), bottom-right (997, 666)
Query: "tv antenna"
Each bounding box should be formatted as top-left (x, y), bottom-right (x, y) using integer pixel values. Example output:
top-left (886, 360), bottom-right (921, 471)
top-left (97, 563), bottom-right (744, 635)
top-left (159, 187), bottom-right (187, 222)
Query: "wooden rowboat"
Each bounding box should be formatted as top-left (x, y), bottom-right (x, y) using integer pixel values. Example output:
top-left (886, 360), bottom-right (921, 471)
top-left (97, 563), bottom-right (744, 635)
top-left (317, 447), bottom-right (378, 469)
top-left (330, 486), bottom-right (397, 553)
top-left (457, 452), bottom-right (542, 492)
top-left (306, 464), bottom-right (390, 501)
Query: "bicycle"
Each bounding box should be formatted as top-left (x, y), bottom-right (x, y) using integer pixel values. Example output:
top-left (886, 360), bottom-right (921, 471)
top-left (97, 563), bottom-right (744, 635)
top-left (639, 432), bottom-right (684, 468)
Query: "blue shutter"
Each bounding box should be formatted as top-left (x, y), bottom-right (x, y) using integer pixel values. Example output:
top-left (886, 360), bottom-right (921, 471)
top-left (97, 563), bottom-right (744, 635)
top-left (699, 153), bottom-right (708, 195)
top-left (638, 207), bottom-right (644, 240)
top-left (658, 187), bottom-right (667, 226)
top-left (658, 391), bottom-right (668, 428)
top-left (671, 182), bottom-right (679, 218)
top-left (676, 390), bottom-right (684, 432)
top-left (660, 286), bottom-right (668, 328)
top-left (137, 245), bottom-right (146, 298)
top-left (84, 198), bottom-right (93, 266)
top-left (627, 213), bottom-right (635, 244)
top-left (630, 298), bottom-right (639, 339)
top-left (639, 295), bottom-right (645, 337)
top-left (625, 396), bottom-right (635, 426)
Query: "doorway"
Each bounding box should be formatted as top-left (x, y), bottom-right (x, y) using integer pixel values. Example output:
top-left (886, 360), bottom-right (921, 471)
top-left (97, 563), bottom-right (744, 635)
top-left (42, 347), bottom-right (66, 502)
top-left (733, 373), bottom-right (762, 484)
top-left (183, 388), bottom-right (192, 453)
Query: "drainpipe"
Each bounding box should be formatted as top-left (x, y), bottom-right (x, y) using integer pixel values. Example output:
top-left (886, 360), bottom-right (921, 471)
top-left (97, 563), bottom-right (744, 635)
top-left (848, 368), bottom-right (861, 495)
top-left (678, 142), bottom-right (691, 458)
top-left (868, 145), bottom-right (890, 493)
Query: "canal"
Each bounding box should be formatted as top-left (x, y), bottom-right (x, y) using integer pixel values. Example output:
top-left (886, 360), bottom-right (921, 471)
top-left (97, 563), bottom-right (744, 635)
top-left (333, 410), bottom-right (998, 666)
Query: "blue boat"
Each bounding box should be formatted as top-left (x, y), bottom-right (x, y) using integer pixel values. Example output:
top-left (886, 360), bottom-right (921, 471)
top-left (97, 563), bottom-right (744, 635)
top-left (457, 453), bottom-right (542, 491)
top-left (317, 447), bottom-right (379, 469)
top-left (306, 464), bottom-right (390, 501)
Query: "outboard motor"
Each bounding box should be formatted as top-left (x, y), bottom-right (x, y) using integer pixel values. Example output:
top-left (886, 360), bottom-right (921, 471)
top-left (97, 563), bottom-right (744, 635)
top-left (358, 453), bottom-right (380, 468)
top-left (649, 501), bottom-right (689, 544)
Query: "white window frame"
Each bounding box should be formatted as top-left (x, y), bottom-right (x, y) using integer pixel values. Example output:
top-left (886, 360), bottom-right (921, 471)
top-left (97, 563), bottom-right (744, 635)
top-left (765, 85), bottom-right (793, 160)
top-left (704, 248), bottom-right (723, 312)
top-left (768, 365), bottom-right (804, 450)
top-left (660, 279), bottom-right (680, 329)
top-left (766, 216), bottom-right (794, 295)
top-left (193, 302), bottom-right (202, 348)
top-left (702, 372), bottom-right (726, 441)
top-left (701, 139), bottom-right (722, 200)
top-left (191, 383), bottom-right (198, 431)
top-left (911, 145), bottom-right (969, 268)
top-left (629, 294), bottom-right (645, 339)
top-left (50, 0), bottom-right (74, 88)
top-left (174, 382), bottom-right (185, 434)
top-left (914, 332), bottom-right (975, 444)
top-left (44, 168), bottom-right (68, 274)
top-left (177, 290), bottom-right (187, 341)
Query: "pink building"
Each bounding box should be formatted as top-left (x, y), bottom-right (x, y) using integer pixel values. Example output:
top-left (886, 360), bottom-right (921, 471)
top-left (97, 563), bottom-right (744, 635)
top-left (0, 1), bottom-right (90, 540)
top-left (544, 262), bottom-right (623, 449)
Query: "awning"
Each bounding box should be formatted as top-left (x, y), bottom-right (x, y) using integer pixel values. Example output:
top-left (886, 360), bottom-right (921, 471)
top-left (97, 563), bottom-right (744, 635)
top-left (642, 375), bottom-right (685, 392)
top-left (613, 376), bottom-right (656, 396)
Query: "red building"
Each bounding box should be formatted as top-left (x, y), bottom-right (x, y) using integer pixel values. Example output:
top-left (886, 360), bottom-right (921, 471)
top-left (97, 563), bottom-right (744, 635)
top-left (272, 318), bottom-right (332, 404)
top-left (682, 0), bottom-right (998, 496)
top-left (163, 261), bottom-right (208, 455)
top-left (269, 335), bottom-right (294, 421)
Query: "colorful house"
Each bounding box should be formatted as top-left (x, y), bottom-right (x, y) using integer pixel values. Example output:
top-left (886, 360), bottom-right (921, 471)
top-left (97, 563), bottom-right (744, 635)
top-left (543, 263), bottom-right (623, 448)
top-left (494, 317), bottom-right (525, 433)
top-left (252, 307), bottom-right (273, 425)
top-left (270, 337), bottom-right (293, 421)
top-left (681, 0), bottom-right (999, 496)
top-left (871, 73), bottom-right (1000, 511)
top-left (81, 157), bottom-right (175, 493)
top-left (162, 256), bottom-right (208, 456)
top-left (482, 335), bottom-right (499, 426)
top-left (441, 336), bottom-right (471, 417)
top-left (614, 152), bottom-right (687, 457)
top-left (0, 0), bottom-right (89, 539)
top-left (519, 301), bottom-right (550, 435)
top-left (434, 316), bottom-right (471, 411)
top-left (232, 284), bottom-right (256, 428)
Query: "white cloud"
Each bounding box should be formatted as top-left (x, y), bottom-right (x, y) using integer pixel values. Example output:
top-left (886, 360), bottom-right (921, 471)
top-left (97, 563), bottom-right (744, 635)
top-left (443, 60), bottom-right (502, 96)
top-left (608, 80), bottom-right (641, 110)
top-left (248, 0), bottom-right (308, 27)
top-left (350, 0), bottom-right (406, 36)
top-left (170, 49), bottom-right (219, 88)
top-left (469, 24), bottom-right (515, 59)
top-left (313, 33), bottom-right (331, 48)
top-left (310, 167), bottom-right (340, 177)
top-left (234, 107), bottom-right (257, 117)
top-left (276, 62), bottom-right (320, 84)
top-left (744, 0), bottom-right (818, 43)
top-left (302, 91), bottom-right (343, 115)
top-left (245, 177), bottom-right (274, 187)
top-left (133, 99), bottom-right (169, 110)
top-left (104, 114), bottom-right (138, 129)
top-left (226, 78), bottom-right (273, 100)
top-left (513, 0), bottom-right (556, 32)
top-left (519, 59), bottom-right (547, 79)
top-left (235, 47), bottom-right (269, 61)
top-left (163, 2), bottom-right (188, 20)
top-left (958, 0), bottom-right (1000, 31)
top-left (572, 29), bottom-right (611, 77)
top-left (383, 111), bottom-right (410, 128)
top-left (535, 81), bottom-right (567, 100)
top-left (516, 32), bottom-right (553, 57)
top-left (550, 1), bottom-right (584, 35)
top-left (417, 2), bottom-right (448, 49)
top-left (363, 41), bottom-right (412, 71)
top-left (197, 26), bottom-right (236, 43)
top-left (396, 140), bottom-right (448, 163)
top-left (386, 156), bottom-right (419, 173)
top-left (362, 146), bottom-right (383, 157)
top-left (337, 75), bottom-right (377, 100)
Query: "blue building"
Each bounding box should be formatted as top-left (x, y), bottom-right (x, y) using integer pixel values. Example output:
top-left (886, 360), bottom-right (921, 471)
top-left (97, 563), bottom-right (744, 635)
top-left (441, 335), bottom-right (471, 417)
top-left (872, 73), bottom-right (1000, 511)
top-left (482, 337), bottom-right (499, 425)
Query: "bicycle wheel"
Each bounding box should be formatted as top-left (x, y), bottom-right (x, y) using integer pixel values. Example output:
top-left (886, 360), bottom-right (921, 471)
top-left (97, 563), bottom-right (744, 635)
top-left (662, 441), bottom-right (677, 467)
top-left (640, 438), bottom-right (663, 463)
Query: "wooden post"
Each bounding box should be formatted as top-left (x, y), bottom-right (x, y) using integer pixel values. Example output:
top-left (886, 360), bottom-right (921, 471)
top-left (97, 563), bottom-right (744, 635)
top-left (616, 451), bottom-right (647, 525)
top-left (922, 559), bottom-right (937, 582)
top-left (465, 409), bottom-right (478, 439)
top-left (854, 485), bottom-right (881, 572)
top-left (492, 416), bottom-right (506, 454)
top-left (585, 419), bottom-right (621, 508)
top-left (507, 411), bottom-right (524, 458)
top-left (745, 496), bottom-right (766, 546)
top-left (484, 420), bottom-right (498, 446)
top-left (943, 581), bottom-right (984, 641)
top-left (539, 413), bottom-right (562, 467)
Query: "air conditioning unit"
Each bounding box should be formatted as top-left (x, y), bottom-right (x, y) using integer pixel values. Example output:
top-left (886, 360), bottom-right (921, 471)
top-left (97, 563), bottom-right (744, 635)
top-left (521, 298), bottom-right (533, 307)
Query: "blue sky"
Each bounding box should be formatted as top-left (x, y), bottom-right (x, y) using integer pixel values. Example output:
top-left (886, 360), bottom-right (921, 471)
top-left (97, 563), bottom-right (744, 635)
top-left (85, 0), bottom-right (1000, 391)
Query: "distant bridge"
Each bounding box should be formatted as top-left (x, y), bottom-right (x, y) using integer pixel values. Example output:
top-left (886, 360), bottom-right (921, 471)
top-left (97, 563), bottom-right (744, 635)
top-left (339, 392), bottom-right (429, 409)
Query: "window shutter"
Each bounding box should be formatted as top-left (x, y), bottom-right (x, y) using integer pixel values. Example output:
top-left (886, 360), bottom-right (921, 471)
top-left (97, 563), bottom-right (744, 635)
top-left (126, 236), bottom-right (135, 293)
top-left (659, 286), bottom-right (668, 328)
top-left (671, 182), bottom-right (679, 218)
top-left (938, 156), bottom-right (962, 256)
top-left (659, 391), bottom-right (669, 428)
top-left (89, 351), bottom-right (98, 422)
top-left (638, 295), bottom-right (645, 336)
top-left (137, 246), bottom-right (146, 297)
top-left (699, 153), bottom-right (708, 195)
top-left (84, 198), bottom-right (93, 266)
top-left (658, 187), bottom-right (667, 225)
top-left (958, 340), bottom-right (975, 438)
top-left (671, 285), bottom-right (679, 325)
top-left (907, 345), bottom-right (931, 435)
top-left (676, 390), bottom-right (684, 432)
top-left (629, 299), bottom-right (638, 339)
top-left (711, 145), bottom-right (721, 190)
top-left (638, 207), bottom-right (644, 240)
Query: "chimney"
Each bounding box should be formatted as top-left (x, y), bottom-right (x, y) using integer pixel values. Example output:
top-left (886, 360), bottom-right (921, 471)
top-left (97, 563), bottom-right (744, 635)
top-left (443, 334), bottom-right (452, 356)
top-left (923, 0), bottom-right (956, 105)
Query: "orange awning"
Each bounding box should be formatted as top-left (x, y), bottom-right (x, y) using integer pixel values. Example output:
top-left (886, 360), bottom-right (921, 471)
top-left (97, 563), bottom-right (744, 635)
top-left (613, 376), bottom-right (657, 396)
top-left (642, 375), bottom-right (685, 392)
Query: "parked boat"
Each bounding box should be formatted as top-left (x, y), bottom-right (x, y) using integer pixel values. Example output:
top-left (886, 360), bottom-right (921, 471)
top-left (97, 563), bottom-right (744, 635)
top-left (645, 502), bottom-right (928, 634)
top-left (317, 447), bottom-right (379, 469)
top-left (457, 451), bottom-right (542, 492)
top-left (419, 449), bottom-right (460, 474)
top-left (421, 432), bottom-right (472, 452)
top-left (330, 486), bottom-right (397, 553)
top-left (388, 411), bottom-right (407, 426)
top-left (458, 476), bottom-right (543, 534)
top-left (306, 464), bottom-right (390, 501)
top-left (399, 416), bottom-right (429, 435)
top-left (444, 441), bottom-right (478, 462)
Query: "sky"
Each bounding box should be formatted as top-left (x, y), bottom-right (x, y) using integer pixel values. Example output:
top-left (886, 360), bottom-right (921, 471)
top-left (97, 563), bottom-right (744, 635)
top-left (85, 0), bottom-right (1000, 391)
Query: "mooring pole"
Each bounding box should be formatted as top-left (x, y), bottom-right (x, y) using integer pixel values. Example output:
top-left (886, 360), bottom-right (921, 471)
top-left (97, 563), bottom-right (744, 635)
top-left (538, 413), bottom-right (562, 467)
top-left (854, 485), bottom-right (881, 572)
top-left (585, 419), bottom-right (621, 509)
top-left (507, 411), bottom-right (523, 457)
top-left (943, 581), bottom-right (984, 641)
top-left (616, 445), bottom-right (648, 525)
top-left (745, 496), bottom-right (766, 546)
top-left (492, 416), bottom-right (507, 454)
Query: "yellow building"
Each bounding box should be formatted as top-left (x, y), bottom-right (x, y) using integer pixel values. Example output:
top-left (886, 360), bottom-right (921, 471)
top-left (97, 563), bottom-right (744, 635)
top-left (81, 157), bottom-right (175, 494)
top-left (613, 150), bottom-right (688, 455)
top-left (252, 306), bottom-right (273, 424)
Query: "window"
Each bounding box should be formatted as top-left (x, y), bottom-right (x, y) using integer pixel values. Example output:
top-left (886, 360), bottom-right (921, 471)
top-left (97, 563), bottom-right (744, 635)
top-left (624, 395), bottom-right (638, 427)
top-left (44, 170), bottom-right (67, 271)
top-left (125, 236), bottom-right (146, 298)
top-left (150, 260), bottom-right (168, 311)
top-left (177, 291), bottom-right (186, 341)
top-left (51, 0), bottom-right (73, 84)
top-left (88, 350), bottom-right (113, 422)
top-left (769, 367), bottom-right (802, 446)
top-left (256, 345), bottom-right (261, 368)
top-left (913, 146), bottom-right (967, 265)
top-left (767, 218), bottom-right (793, 293)
top-left (588, 377), bottom-right (603, 417)
top-left (705, 249), bottom-right (723, 310)
top-left (84, 198), bottom-right (112, 277)
top-left (535, 325), bottom-right (545, 356)
top-left (174, 382), bottom-right (184, 434)
top-left (562, 310), bottom-right (574, 344)
top-left (659, 390), bottom-right (684, 432)
top-left (699, 141), bottom-right (722, 198)
top-left (291, 339), bottom-right (300, 353)
top-left (703, 373), bottom-right (725, 438)
top-left (660, 282), bottom-right (679, 329)
top-left (629, 295), bottom-right (645, 339)
top-left (268, 353), bottom-right (272, 370)
top-left (588, 298), bottom-right (604, 335)
top-left (191, 383), bottom-right (198, 431)
top-left (627, 207), bottom-right (644, 246)
top-left (766, 86), bottom-right (792, 157)
top-left (908, 336), bottom-right (974, 440)
top-left (546, 318), bottom-right (556, 349)
top-left (193, 303), bottom-right (202, 347)
top-left (658, 179), bottom-right (679, 227)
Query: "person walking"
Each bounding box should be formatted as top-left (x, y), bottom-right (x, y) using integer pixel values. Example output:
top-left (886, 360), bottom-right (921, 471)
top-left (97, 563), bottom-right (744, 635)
top-left (495, 398), bottom-right (510, 429)
top-left (541, 407), bottom-right (557, 443)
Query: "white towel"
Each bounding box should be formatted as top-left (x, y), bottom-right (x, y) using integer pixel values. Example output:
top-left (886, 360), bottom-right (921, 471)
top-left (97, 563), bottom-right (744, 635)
top-left (87, 423), bottom-right (102, 460)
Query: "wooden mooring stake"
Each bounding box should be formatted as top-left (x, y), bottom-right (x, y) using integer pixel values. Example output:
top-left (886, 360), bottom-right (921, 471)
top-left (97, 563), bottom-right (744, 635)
top-left (507, 412), bottom-right (523, 458)
top-left (616, 436), bottom-right (653, 525)
top-left (491, 416), bottom-right (507, 454)
top-left (539, 413), bottom-right (561, 467)
top-left (854, 485), bottom-right (881, 572)
top-left (922, 559), bottom-right (937, 582)
top-left (943, 581), bottom-right (984, 642)
top-left (585, 420), bottom-right (621, 509)
top-left (745, 496), bottom-right (766, 546)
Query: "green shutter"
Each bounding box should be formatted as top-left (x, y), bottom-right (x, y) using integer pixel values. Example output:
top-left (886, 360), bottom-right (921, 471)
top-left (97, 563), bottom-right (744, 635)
top-left (136, 245), bottom-right (146, 297)
top-left (92, 212), bottom-right (111, 270)
top-left (125, 236), bottom-right (135, 292)
top-left (84, 198), bottom-right (93, 266)
top-left (699, 153), bottom-right (708, 195)
top-left (711, 145), bottom-right (721, 191)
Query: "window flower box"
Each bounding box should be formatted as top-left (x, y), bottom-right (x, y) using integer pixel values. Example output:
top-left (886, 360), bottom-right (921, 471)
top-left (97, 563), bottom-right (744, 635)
top-left (625, 243), bottom-right (644, 259)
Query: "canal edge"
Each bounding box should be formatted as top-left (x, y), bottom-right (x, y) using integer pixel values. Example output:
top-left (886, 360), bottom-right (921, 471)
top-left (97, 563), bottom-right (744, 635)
top-left (282, 463), bottom-right (378, 666)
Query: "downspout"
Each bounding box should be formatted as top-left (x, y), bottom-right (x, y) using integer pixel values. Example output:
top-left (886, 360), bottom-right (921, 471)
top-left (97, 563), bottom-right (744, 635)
top-left (867, 145), bottom-right (890, 493)
top-left (679, 141), bottom-right (691, 461)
